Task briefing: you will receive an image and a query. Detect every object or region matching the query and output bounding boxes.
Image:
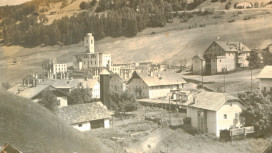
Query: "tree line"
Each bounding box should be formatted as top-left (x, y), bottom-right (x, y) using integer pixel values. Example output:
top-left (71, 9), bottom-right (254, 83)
top-left (1, 0), bottom-right (206, 47)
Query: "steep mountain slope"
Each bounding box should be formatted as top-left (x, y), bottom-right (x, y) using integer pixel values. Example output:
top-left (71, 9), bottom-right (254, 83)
top-left (0, 91), bottom-right (109, 153)
top-left (0, 0), bottom-right (31, 6)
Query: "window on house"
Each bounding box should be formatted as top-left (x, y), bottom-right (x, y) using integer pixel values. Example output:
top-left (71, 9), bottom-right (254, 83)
top-left (78, 124), bottom-right (82, 127)
top-left (235, 113), bottom-right (239, 118)
top-left (57, 100), bottom-right (60, 106)
top-left (224, 114), bottom-right (227, 119)
top-left (264, 87), bottom-right (266, 92)
top-left (270, 87), bottom-right (272, 91)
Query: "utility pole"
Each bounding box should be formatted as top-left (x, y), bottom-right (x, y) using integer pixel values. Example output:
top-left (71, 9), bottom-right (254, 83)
top-left (223, 68), bottom-right (226, 93)
top-left (169, 94), bottom-right (171, 126)
top-left (201, 60), bottom-right (203, 88)
top-left (251, 66), bottom-right (253, 93)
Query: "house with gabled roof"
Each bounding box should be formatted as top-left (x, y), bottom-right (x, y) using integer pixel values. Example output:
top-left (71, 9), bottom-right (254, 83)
top-left (126, 71), bottom-right (187, 99)
top-left (257, 65), bottom-right (272, 93)
top-left (186, 91), bottom-right (245, 137)
top-left (50, 78), bottom-right (100, 99)
top-left (8, 84), bottom-right (68, 108)
top-left (56, 102), bottom-right (112, 132)
top-left (203, 41), bottom-right (251, 75)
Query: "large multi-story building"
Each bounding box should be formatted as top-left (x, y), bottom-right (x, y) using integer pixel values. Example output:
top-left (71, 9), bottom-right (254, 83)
top-left (42, 58), bottom-right (68, 79)
top-left (203, 41), bottom-right (251, 75)
top-left (53, 64), bottom-right (67, 75)
top-left (126, 71), bottom-right (187, 99)
top-left (73, 33), bottom-right (111, 70)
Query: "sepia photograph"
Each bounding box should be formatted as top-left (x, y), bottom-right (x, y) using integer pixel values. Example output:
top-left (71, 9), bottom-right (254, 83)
top-left (0, 0), bottom-right (272, 152)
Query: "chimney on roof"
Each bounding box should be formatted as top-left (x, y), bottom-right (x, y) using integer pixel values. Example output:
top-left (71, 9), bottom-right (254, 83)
top-left (35, 72), bottom-right (38, 79)
top-left (157, 74), bottom-right (162, 80)
top-left (149, 71), bottom-right (154, 77)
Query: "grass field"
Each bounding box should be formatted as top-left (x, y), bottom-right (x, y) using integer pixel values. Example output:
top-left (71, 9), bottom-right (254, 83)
top-left (91, 106), bottom-right (271, 153)
top-left (183, 68), bottom-right (262, 95)
top-left (0, 91), bottom-right (116, 153)
top-left (1, 8), bottom-right (272, 84)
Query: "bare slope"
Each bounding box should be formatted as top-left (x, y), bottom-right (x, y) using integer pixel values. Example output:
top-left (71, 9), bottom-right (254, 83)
top-left (0, 0), bottom-right (31, 6)
top-left (0, 91), bottom-right (109, 153)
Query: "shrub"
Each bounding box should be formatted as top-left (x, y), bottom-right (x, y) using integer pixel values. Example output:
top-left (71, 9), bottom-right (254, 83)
top-left (237, 11), bottom-right (243, 15)
top-left (183, 117), bottom-right (191, 125)
top-left (228, 19), bottom-right (235, 23)
top-left (183, 124), bottom-right (198, 135)
top-left (1, 81), bottom-right (11, 90)
top-left (80, 1), bottom-right (89, 10)
top-left (211, 0), bottom-right (218, 2)
top-left (220, 130), bottom-right (231, 141)
top-left (254, 2), bottom-right (259, 8)
top-left (225, 2), bottom-right (231, 10)
top-left (220, 0), bottom-right (226, 3)
top-left (199, 23), bottom-right (205, 27)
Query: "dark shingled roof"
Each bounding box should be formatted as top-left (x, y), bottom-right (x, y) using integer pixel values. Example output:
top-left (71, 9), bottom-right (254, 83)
top-left (214, 41), bottom-right (251, 52)
top-left (56, 102), bottom-right (112, 124)
top-left (128, 71), bottom-right (187, 87)
top-left (187, 91), bottom-right (243, 111)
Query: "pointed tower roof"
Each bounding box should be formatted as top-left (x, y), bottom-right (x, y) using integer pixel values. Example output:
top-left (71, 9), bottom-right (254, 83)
top-left (99, 69), bottom-right (110, 75)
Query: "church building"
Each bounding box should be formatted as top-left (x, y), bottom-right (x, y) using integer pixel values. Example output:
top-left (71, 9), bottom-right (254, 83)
top-left (73, 33), bottom-right (111, 70)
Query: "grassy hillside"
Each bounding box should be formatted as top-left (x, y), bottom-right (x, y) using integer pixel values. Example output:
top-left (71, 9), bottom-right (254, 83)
top-left (1, 8), bottom-right (272, 83)
top-left (197, 0), bottom-right (272, 10)
top-left (0, 91), bottom-right (113, 153)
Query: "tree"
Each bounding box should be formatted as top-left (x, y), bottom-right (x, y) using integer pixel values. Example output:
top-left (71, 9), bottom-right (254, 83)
top-left (239, 92), bottom-right (272, 136)
top-left (262, 51), bottom-right (272, 66)
top-left (80, 1), bottom-right (89, 10)
top-left (111, 91), bottom-right (137, 113)
top-left (246, 49), bottom-right (261, 68)
top-left (68, 88), bottom-right (92, 105)
top-left (254, 2), bottom-right (259, 8)
top-left (225, 2), bottom-right (231, 10)
top-left (38, 89), bottom-right (58, 112)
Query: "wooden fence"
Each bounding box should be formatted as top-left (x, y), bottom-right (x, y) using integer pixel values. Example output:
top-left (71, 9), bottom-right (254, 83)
top-left (230, 126), bottom-right (254, 141)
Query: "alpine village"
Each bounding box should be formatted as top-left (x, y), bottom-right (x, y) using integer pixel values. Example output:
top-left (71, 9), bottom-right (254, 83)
top-left (1, 0), bottom-right (272, 153)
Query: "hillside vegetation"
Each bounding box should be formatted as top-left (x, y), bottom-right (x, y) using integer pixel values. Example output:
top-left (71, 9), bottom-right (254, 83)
top-left (0, 0), bottom-right (206, 47)
top-left (0, 91), bottom-right (112, 153)
top-left (1, 8), bottom-right (272, 84)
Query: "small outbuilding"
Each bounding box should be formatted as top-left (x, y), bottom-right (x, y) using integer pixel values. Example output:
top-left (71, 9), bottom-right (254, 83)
top-left (56, 102), bottom-right (112, 132)
top-left (186, 91), bottom-right (245, 137)
top-left (192, 54), bottom-right (205, 75)
top-left (257, 65), bottom-right (272, 93)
